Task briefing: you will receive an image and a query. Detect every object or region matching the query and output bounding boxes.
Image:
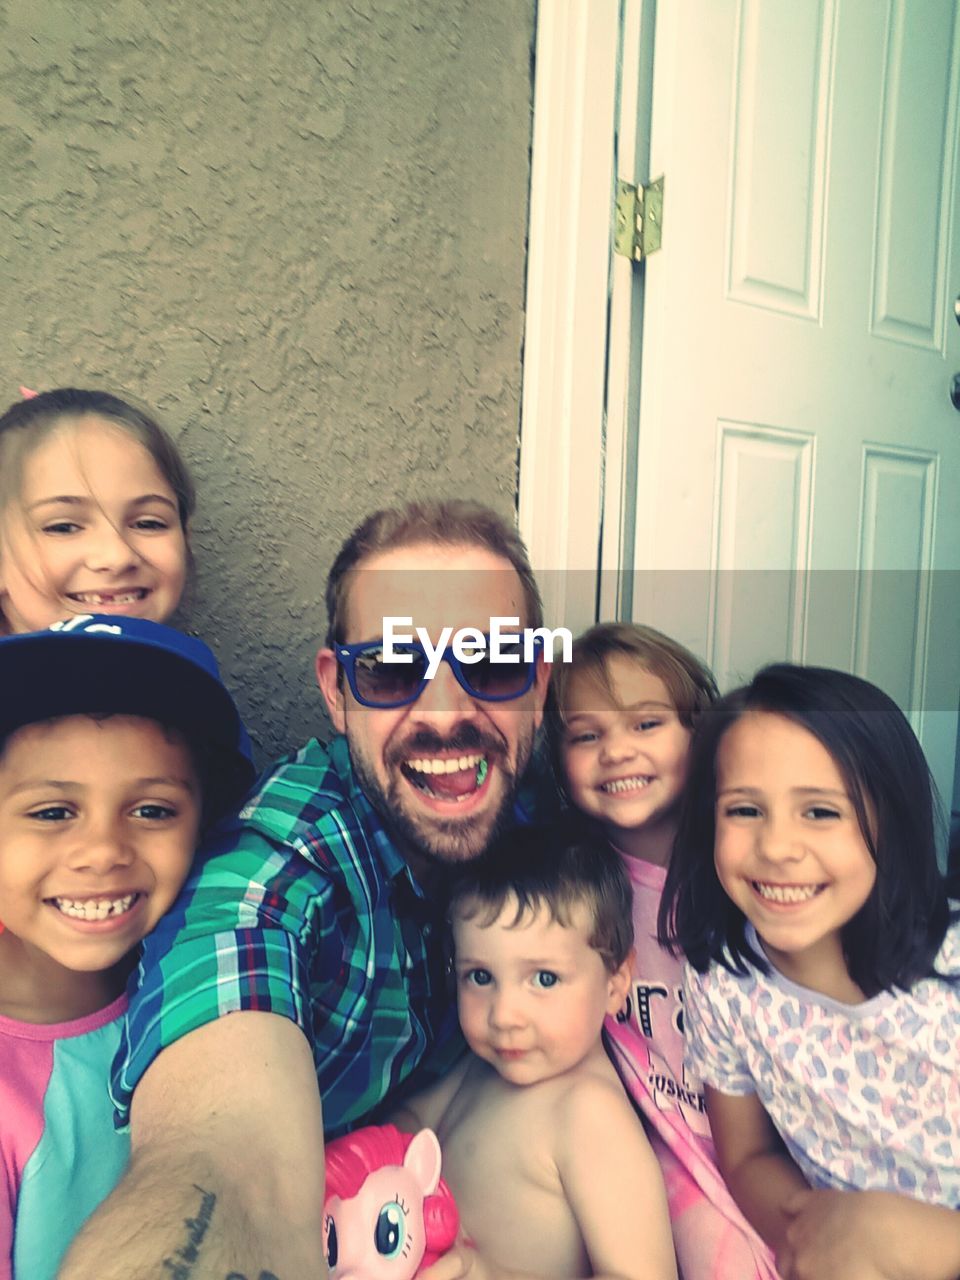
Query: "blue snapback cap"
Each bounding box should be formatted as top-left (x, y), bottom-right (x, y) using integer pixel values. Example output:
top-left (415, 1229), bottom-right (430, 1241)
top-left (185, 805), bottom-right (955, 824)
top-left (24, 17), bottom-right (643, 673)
top-left (0, 614), bottom-right (255, 823)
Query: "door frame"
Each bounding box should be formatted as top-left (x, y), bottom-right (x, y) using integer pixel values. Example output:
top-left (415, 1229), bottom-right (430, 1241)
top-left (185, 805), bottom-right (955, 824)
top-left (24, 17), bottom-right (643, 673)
top-left (517, 0), bottom-right (648, 635)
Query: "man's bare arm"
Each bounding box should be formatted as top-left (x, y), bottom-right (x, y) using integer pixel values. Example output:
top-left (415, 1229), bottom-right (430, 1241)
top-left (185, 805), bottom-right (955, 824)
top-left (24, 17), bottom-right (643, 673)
top-left (59, 1012), bottom-right (326, 1280)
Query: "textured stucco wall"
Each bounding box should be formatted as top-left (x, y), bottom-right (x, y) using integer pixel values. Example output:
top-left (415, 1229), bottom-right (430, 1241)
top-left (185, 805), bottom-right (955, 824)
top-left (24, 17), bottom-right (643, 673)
top-left (0, 0), bottom-right (536, 763)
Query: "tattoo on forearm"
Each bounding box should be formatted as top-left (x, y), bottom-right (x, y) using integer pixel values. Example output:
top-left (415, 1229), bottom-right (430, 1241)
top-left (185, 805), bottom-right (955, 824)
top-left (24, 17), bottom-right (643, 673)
top-left (155, 1181), bottom-right (280, 1279)
top-left (160, 1184), bottom-right (217, 1277)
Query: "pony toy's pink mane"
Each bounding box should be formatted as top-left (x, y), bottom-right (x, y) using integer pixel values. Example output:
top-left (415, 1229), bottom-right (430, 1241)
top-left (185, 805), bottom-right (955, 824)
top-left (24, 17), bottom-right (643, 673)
top-left (327, 1124), bottom-right (413, 1200)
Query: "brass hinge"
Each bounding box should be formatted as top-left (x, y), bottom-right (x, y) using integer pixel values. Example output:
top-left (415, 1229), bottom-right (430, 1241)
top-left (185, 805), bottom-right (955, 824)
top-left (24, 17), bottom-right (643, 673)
top-left (614, 176), bottom-right (664, 261)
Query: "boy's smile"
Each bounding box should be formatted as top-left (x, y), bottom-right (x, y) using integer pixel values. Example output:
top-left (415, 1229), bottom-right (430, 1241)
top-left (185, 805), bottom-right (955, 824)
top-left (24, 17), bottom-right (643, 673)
top-left (0, 714), bottom-right (200, 998)
top-left (454, 897), bottom-right (630, 1087)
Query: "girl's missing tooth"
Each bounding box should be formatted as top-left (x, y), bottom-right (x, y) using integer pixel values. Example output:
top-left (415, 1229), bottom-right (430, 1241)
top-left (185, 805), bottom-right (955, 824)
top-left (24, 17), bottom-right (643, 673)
top-left (0, 388), bottom-right (194, 635)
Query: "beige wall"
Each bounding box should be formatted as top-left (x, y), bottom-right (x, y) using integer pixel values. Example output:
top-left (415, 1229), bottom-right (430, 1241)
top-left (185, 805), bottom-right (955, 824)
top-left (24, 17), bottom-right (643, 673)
top-left (0, 0), bottom-right (536, 763)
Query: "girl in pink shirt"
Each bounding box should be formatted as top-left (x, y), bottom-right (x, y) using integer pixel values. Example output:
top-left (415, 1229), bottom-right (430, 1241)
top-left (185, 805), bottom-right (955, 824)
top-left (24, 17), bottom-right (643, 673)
top-left (552, 624), bottom-right (778, 1280)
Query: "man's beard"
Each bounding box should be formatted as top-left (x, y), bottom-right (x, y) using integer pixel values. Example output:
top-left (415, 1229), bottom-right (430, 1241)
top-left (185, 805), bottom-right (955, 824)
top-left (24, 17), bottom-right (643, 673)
top-left (349, 721), bottom-right (535, 865)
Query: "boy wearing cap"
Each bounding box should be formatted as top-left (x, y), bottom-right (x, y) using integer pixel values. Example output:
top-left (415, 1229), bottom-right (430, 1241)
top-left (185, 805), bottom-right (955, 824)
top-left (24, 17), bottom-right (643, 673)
top-left (0, 614), bottom-right (253, 1280)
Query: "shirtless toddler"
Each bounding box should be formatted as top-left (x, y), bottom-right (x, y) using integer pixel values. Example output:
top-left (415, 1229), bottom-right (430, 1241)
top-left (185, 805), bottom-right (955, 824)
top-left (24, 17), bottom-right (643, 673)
top-left (396, 824), bottom-right (677, 1280)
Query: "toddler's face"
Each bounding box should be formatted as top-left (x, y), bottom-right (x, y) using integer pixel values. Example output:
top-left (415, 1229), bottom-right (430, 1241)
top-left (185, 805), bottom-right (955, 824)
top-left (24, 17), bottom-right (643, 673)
top-left (453, 895), bottom-right (630, 1087)
top-left (0, 415), bottom-right (188, 633)
top-left (560, 655), bottom-right (692, 847)
top-left (0, 714), bottom-right (200, 974)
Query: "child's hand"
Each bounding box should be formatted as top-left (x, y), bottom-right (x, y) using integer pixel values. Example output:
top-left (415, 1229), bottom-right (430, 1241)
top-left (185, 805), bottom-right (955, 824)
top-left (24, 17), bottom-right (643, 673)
top-left (778, 1188), bottom-right (960, 1280)
top-left (419, 1237), bottom-right (504, 1280)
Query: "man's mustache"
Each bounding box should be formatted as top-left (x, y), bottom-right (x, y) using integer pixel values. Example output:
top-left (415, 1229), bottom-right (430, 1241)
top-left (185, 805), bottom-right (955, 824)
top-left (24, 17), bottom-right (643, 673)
top-left (387, 723), bottom-right (507, 762)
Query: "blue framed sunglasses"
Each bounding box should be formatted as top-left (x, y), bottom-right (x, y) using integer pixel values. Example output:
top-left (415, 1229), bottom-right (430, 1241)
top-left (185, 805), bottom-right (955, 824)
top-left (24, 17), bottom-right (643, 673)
top-left (336, 635), bottom-right (544, 709)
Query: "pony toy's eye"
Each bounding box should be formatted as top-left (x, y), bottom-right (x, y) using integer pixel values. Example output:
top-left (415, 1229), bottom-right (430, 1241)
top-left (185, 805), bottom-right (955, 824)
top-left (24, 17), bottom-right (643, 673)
top-left (374, 1201), bottom-right (407, 1258)
top-left (324, 1215), bottom-right (339, 1268)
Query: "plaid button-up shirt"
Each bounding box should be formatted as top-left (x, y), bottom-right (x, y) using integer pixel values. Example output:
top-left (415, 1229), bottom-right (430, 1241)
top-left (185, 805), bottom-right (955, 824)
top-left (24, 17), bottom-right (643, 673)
top-left (111, 735), bottom-right (462, 1134)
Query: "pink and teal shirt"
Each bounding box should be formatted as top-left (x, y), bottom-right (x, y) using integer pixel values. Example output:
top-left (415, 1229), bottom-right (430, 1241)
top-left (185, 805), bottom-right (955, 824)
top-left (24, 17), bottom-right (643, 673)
top-left (0, 995), bottom-right (129, 1279)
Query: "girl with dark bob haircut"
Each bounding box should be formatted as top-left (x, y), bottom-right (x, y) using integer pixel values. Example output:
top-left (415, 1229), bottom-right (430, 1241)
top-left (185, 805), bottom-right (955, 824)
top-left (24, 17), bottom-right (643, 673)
top-left (659, 662), bottom-right (952, 995)
top-left (655, 664), bottom-right (960, 1274)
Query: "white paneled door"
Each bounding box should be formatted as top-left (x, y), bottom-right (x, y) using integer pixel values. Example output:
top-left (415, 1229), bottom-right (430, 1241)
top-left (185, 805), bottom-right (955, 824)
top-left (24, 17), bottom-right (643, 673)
top-left (622, 0), bottom-right (960, 809)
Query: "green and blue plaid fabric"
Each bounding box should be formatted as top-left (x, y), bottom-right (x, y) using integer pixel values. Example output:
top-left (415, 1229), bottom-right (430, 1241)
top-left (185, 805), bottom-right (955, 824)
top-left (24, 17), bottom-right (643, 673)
top-left (111, 734), bottom-right (461, 1134)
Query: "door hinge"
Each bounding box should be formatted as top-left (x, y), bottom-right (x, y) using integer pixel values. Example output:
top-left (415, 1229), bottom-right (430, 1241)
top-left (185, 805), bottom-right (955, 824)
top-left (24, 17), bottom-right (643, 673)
top-left (614, 176), bottom-right (664, 261)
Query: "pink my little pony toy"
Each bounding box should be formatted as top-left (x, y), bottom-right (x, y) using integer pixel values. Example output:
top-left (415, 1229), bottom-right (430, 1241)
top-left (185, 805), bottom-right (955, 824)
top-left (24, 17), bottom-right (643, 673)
top-left (324, 1124), bottom-right (460, 1280)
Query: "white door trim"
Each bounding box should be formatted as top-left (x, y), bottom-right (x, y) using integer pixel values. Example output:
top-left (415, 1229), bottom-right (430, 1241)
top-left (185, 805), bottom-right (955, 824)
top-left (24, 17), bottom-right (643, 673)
top-left (517, 0), bottom-right (621, 634)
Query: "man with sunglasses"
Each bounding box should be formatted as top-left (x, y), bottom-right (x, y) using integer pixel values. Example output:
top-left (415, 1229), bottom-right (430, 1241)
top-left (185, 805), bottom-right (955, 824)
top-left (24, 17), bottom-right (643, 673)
top-left (61, 500), bottom-right (550, 1280)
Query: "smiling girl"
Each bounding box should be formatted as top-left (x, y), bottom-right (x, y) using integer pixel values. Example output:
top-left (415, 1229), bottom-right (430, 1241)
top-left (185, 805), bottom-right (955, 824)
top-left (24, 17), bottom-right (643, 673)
top-left (551, 624), bottom-right (777, 1280)
top-left (659, 663), bottom-right (960, 1280)
top-left (0, 389), bottom-right (194, 635)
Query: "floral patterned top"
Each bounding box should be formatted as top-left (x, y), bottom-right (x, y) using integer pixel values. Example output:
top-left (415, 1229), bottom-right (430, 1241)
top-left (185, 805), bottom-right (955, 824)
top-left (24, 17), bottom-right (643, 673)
top-left (683, 919), bottom-right (960, 1207)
